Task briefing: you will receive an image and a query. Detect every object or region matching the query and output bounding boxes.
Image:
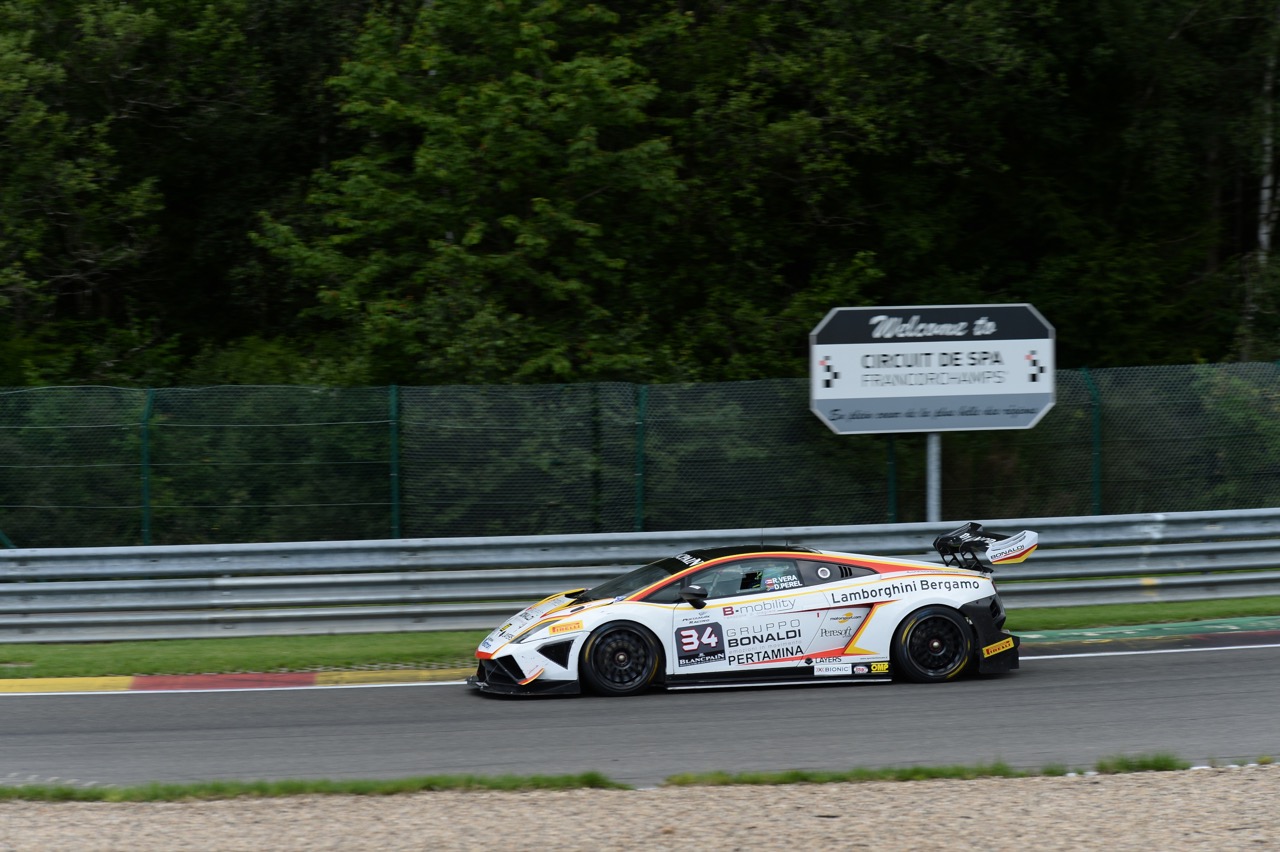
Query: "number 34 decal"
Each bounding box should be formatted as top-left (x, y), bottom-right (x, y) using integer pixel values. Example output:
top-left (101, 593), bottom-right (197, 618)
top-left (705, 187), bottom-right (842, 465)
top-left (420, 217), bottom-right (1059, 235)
top-left (674, 622), bottom-right (726, 666)
top-left (678, 625), bottom-right (721, 652)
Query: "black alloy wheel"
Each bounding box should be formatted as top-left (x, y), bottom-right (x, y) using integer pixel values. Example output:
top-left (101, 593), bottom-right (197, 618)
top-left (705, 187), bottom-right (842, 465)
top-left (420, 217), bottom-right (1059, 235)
top-left (891, 606), bottom-right (974, 683)
top-left (580, 623), bottom-right (661, 697)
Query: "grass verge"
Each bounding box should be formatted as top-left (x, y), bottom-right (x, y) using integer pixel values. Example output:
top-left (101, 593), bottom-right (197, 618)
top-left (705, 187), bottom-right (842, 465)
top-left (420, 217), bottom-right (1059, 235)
top-left (664, 752), bottom-right (1194, 787)
top-left (0, 754), bottom-right (1219, 801)
top-left (0, 596), bottom-right (1277, 680)
top-left (1005, 596), bottom-right (1280, 632)
top-left (664, 762), bottom-right (1028, 786)
top-left (0, 772), bottom-right (626, 802)
top-left (0, 632), bottom-right (487, 679)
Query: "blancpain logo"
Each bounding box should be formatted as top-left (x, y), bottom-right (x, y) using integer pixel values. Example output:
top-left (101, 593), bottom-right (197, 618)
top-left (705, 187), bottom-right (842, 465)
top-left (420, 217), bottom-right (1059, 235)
top-left (869, 314), bottom-right (997, 338)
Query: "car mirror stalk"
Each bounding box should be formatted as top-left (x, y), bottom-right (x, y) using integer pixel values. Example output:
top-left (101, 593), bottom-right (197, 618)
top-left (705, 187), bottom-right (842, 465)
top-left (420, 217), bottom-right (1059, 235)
top-left (679, 584), bottom-right (709, 609)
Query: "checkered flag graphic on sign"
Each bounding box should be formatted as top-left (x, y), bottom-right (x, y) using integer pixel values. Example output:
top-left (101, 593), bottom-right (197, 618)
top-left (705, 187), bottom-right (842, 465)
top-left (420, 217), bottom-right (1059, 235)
top-left (819, 356), bottom-right (840, 388)
top-left (1025, 351), bottom-right (1046, 382)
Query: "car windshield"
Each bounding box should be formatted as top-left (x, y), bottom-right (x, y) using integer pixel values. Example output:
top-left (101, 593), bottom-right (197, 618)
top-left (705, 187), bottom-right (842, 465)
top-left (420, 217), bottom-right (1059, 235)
top-left (577, 556), bottom-right (690, 601)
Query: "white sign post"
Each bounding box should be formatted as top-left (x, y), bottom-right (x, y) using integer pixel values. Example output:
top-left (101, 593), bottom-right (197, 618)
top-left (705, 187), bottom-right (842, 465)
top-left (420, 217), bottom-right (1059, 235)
top-left (810, 304), bottom-right (1055, 519)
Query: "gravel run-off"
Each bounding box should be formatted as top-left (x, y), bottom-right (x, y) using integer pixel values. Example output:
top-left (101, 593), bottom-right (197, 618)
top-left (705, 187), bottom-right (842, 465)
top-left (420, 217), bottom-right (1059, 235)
top-left (1, 765), bottom-right (1277, 851)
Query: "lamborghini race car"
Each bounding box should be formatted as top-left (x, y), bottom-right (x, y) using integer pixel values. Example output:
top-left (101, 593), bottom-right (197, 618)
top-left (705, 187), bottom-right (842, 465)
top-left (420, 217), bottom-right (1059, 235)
top-left (468, 522), bottom-right (1037, 697)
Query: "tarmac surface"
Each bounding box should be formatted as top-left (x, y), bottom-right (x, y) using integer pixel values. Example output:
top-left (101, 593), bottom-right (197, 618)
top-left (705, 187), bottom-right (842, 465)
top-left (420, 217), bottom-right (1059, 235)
top-left (4, 616), bottom-right (1277, 694)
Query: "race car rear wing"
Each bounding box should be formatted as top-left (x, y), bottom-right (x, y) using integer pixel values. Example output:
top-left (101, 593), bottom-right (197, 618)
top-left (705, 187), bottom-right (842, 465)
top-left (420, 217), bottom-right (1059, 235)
top-left (933, 522), bottom-right (1038, 573)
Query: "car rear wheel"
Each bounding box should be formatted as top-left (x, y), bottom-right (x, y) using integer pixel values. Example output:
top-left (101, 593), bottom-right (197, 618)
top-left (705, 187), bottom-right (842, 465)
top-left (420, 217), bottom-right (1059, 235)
top-left (579, 623), bottom-right (661, 697)
top-left (891, 606), bottom-right (973, 683)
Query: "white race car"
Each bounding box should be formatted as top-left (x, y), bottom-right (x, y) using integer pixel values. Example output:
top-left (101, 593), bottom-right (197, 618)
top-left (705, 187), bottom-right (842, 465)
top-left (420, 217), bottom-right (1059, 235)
top-left (469, 523), bottom-right (1036, 696)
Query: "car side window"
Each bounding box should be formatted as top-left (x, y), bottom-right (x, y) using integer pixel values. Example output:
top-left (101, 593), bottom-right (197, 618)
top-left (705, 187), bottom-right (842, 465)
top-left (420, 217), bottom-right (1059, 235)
top-left (641, 558), bottom-right (806, 603)
top-left (704, 558), bottom-right (802, 597)
top-left (639, 565), bottom-right (737, 603)
top-left (796, 560), bottom-right (877, 585)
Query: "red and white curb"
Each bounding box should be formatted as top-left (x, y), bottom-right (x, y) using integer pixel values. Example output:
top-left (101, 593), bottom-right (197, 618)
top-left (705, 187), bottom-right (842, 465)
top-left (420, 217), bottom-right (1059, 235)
top-left (0, 668), bottom-right (473, 694)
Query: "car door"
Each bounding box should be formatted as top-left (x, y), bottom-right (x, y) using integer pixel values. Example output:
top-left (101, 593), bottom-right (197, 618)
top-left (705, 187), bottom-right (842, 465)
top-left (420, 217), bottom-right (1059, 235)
top-left (666, 557), bottom-right (817, 679)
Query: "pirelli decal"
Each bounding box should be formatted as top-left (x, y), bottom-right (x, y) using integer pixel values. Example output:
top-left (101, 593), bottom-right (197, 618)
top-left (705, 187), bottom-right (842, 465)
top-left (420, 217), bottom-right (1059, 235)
top-left (982, 636), bottom-right (1015, 658)
top-left (549, 619), bottom-right (584, 635)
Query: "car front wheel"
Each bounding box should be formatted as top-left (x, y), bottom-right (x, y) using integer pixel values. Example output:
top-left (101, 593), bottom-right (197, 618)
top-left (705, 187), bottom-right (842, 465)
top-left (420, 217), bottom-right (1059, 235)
top-left (891, 606), bottom-right (974, 683)
top-left (579, 623), bottom-right (661, 697)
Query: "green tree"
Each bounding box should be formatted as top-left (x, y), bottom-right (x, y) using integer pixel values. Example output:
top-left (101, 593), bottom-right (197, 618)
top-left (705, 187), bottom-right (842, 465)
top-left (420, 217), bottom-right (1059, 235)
top-left (0, 1), bottom-right (162, 384)
top-left (0, 0), bottom-right (380, 385)
top-left (642, 0), bottom-right (1065, 378)
top-left (258, 0), bottom-right (690, 384)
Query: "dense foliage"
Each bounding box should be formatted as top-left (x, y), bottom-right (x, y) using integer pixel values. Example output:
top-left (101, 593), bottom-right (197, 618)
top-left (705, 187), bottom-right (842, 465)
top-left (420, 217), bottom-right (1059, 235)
top-left (4, 0), bottom-right (1280, 385)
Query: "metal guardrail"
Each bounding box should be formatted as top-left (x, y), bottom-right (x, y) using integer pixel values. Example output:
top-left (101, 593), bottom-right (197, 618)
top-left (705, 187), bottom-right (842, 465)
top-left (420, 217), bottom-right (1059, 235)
top-left (1, 509), bottom-right (1278, 642)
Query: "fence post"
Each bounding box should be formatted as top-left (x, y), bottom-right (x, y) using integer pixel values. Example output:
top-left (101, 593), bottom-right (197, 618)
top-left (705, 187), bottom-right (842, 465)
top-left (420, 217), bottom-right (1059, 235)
top-left (1080, 367), bottom-right (1103, 514)
top-left (389, 385), bottom-right (401, 539)
top-left (886, 435), bottom-right (898, 523)
top-left (592, 383), bottom-right (602, 533)
top-left (140, 388), bottom-right (155, 545)
top-left (634, 384), bottom-right (647, 532)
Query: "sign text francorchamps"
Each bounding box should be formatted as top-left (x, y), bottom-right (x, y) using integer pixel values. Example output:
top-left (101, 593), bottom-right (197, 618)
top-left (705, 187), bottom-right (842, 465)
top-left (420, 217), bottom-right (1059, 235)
top-left (810, 304), bottom-right (1055, 434)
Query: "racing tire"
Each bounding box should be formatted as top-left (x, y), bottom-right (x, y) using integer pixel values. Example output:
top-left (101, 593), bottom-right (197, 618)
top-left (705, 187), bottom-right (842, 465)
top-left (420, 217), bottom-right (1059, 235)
top-left (579, 622), bottom-right (662, 697)
top-left (891, 606), bottom-right (974, 684)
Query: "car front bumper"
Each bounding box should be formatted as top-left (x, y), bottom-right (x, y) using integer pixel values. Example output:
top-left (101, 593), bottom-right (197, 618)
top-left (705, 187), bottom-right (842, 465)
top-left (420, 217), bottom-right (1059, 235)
top-left (467, 659), bottom-right (581, 696)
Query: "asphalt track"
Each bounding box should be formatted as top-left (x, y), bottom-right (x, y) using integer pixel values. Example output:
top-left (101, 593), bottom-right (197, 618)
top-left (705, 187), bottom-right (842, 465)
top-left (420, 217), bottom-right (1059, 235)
top-left (3, 640), bottom-right (1279, 788)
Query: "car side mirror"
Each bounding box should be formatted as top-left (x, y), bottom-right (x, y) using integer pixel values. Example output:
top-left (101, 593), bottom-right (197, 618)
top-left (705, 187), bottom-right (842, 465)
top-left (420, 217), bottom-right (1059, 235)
top-left (679, 584), bottom-right (709, 609)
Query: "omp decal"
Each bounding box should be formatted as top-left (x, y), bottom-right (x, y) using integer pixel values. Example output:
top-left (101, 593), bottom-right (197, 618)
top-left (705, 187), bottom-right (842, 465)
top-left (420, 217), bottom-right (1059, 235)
top-left (870, 662), bottom-right (889, 674)
top-left (982, 637), bottom-right (1015, 658)
top-left (549, 619), bottom-right (584, 635)
top-left (518, 668), bottom-right (545, 686)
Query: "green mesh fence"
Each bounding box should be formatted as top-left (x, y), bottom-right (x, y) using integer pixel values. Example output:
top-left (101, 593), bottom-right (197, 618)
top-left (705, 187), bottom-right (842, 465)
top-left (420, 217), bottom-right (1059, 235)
top-left (2, 363), bottom-right (1279, 548)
